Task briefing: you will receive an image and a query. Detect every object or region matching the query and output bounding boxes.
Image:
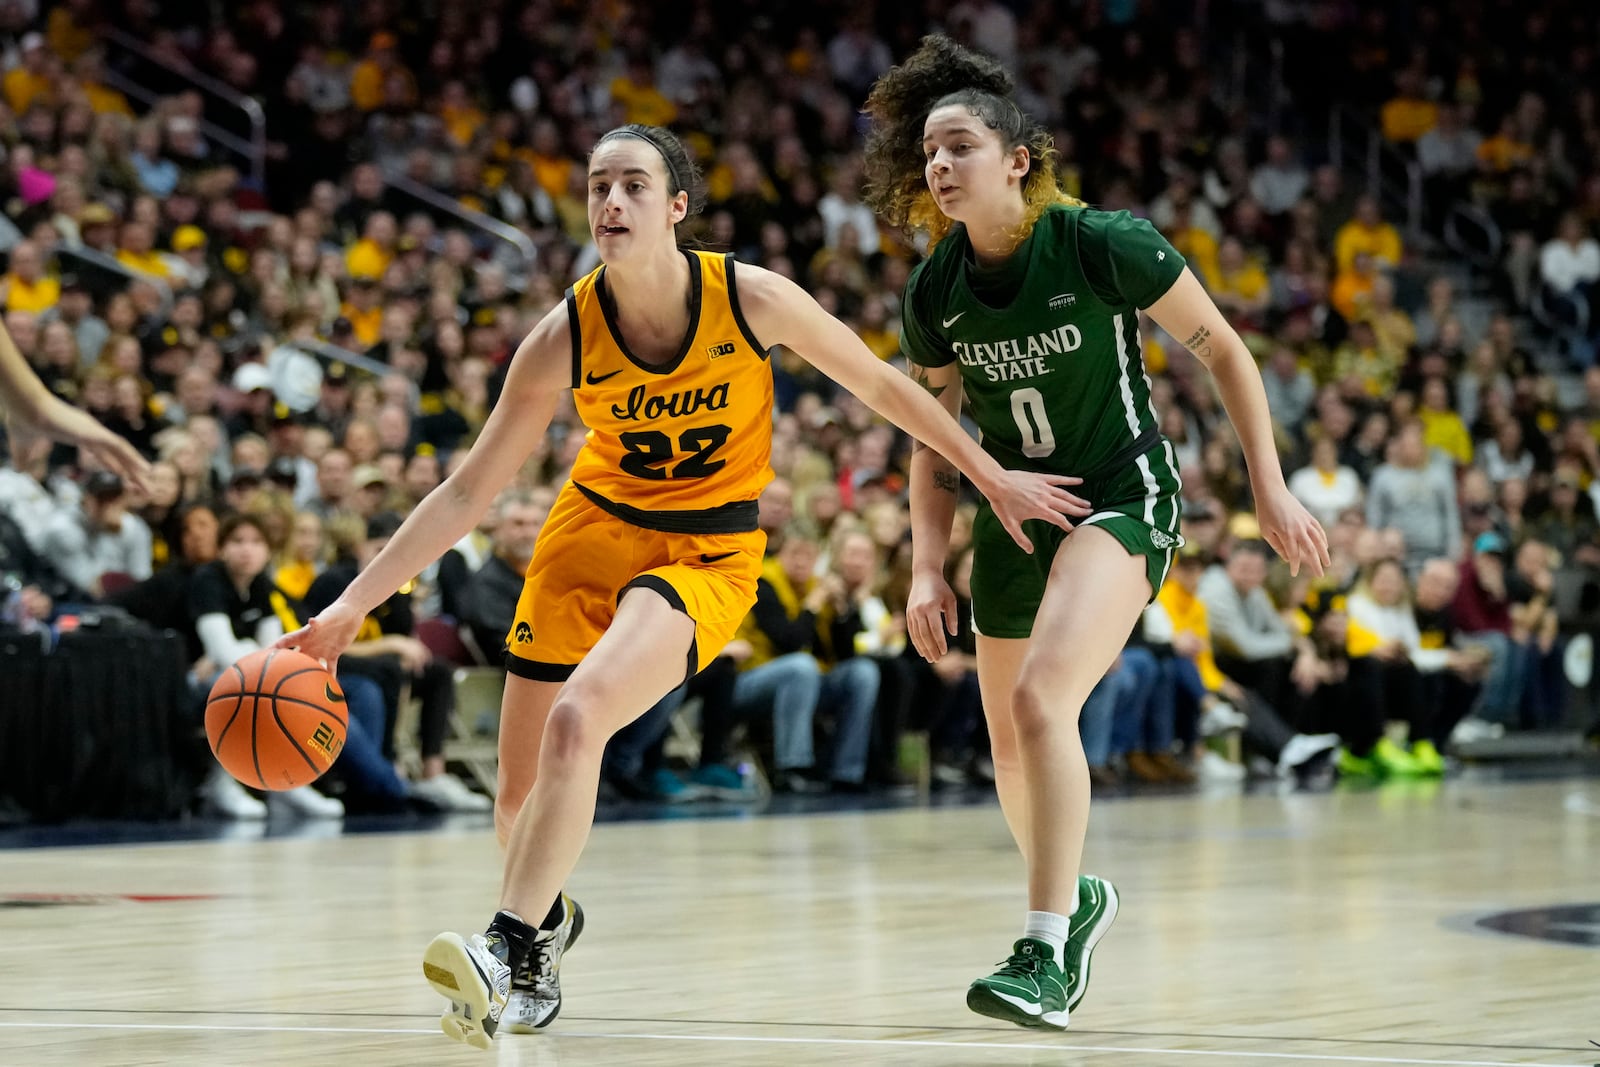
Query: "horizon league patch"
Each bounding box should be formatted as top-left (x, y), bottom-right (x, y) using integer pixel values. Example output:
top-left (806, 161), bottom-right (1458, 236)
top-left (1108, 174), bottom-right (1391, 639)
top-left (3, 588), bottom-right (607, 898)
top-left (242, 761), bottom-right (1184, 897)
top-left (0, 893), bottom-right (220, 910)
top-left (1475, 903), bottom-right (1600, 947)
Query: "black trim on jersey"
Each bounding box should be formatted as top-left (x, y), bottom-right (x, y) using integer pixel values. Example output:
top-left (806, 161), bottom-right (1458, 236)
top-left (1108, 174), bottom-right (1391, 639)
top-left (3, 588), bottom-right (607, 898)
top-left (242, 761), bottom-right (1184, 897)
top-left (723, 253), bottom-right (768, 361)
top-left (1082, 426), bottom-right (1162, 482)
top-left (596, 250), bottom-right (703, 376)
top-left (505, 652), bottom-right (578, 682)
top-left (574, 481), bottom-right (758, 534)
top-left (565, 287), bottom-right (582, 389)
top-left (620, 575), bottom-right (699, 684)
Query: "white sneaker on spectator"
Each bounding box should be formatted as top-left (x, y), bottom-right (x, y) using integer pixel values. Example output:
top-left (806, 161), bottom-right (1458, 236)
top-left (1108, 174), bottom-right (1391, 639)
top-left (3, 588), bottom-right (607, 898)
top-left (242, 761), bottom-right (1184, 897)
top-left (1199, 700), bottom-right (1248, 737)
top-left (412, 772), bottom-right (493, 812)
top-left (1277, 733), bottom-right (1341, 776)
top-left (1450, 717), bottom-right (1505, 746)
top-left (202, 767), bottom-right (266, 820)
top-left (271, 785), bottom-right (344, 818)
top-left (1197, 750), bottom-right (1246, 781)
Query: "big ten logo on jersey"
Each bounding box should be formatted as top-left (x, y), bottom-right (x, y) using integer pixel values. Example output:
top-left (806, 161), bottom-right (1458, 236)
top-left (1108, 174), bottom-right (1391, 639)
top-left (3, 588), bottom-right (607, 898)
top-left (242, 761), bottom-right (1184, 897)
top-left (706, 340), bottom-right (737, 359)
top-left (610, 381), bottom-right (735, 481)
top-left (951, 324), bottom-right (1082, 384)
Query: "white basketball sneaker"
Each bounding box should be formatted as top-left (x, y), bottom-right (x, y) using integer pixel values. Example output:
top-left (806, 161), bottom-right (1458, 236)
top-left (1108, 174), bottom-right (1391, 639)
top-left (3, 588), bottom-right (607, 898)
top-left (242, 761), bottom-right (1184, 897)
top-left (423, 931), bottom-right (513, 1049)
top-left (504, 894), bottom-right (585, 1033)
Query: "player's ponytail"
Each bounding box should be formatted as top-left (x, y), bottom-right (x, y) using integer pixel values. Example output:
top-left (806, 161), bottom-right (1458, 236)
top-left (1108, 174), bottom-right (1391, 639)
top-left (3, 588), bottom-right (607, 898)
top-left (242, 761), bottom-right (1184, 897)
top-left (863, 34), bottom-right (1084, 247)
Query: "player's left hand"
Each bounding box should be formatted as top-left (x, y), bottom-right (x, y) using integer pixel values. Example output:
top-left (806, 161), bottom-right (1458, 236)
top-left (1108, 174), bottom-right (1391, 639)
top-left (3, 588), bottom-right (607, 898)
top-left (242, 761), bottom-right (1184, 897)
top-left (1255, 483), bottom-right (1329, 578)
top-left (987, 469), bottom-right (1093, 554)
top-left (8, 398), bottom-right (152, 491)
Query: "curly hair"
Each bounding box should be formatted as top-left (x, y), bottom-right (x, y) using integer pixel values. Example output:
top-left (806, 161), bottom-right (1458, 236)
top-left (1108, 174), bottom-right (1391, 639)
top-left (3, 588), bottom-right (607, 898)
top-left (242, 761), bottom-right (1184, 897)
top-left (863, 35), bottom-right (1084, 247)
top-left (591, 125), bottom-right (707, 232)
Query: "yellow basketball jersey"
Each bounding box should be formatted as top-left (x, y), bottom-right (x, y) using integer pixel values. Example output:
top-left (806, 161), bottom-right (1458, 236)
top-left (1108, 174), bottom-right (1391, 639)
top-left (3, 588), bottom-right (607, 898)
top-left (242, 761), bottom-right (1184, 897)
top-left (565, 251), bottom-right (774, 533)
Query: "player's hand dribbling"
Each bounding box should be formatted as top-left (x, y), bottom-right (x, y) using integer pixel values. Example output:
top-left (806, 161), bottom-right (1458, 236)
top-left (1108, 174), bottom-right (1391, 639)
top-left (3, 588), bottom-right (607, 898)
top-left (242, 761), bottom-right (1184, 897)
top-left (1255, 483), bottom-right (1330, 578)
top-left (907, 569), bottom-right (959, 662)
top-left (275, 599), bottom-right (365, 674)
top-left (986, 469), bottom-right (1093, 553)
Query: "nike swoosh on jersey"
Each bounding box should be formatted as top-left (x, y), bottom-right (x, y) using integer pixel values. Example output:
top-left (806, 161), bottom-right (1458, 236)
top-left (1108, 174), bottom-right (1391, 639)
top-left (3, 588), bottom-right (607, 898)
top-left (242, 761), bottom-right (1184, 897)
top-left (585, 368), bottom-right (623, 385)
top-left (942, 312), bottom-right (965, 328)
top-left (699, 551), bottom-right (738, 564)
top-left (324, 682), bottom-right (346, 704)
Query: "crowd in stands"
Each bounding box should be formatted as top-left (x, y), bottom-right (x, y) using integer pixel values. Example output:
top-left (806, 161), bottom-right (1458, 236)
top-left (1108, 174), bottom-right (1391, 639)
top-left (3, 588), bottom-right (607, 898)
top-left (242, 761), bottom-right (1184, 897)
top-left (2, 0), bottom-right (1599, 818)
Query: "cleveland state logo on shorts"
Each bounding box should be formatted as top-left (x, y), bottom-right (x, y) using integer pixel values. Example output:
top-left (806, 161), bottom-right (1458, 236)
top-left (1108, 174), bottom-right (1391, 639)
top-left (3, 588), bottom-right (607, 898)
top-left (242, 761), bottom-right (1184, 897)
top-left (514, 621), bottom-right (534, 644)
top-left (1150, 529), bottom-right (1177, 550)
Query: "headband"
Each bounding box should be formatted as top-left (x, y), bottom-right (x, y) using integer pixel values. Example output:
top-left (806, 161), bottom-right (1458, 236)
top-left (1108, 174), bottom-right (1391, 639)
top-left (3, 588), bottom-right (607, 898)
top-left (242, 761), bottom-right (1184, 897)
top-left (596, 129), bottom-right (685, 194)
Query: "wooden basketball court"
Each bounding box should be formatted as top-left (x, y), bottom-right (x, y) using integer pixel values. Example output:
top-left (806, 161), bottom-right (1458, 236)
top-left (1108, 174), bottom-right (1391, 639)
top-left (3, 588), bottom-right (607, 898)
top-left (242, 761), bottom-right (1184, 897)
top-left (2, 771), bottom-right (1595, 1066)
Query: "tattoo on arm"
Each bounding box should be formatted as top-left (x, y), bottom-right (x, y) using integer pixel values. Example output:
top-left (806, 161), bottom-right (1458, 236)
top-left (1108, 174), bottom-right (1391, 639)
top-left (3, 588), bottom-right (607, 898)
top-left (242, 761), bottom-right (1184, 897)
top-left (911, 364), bottom-right (946, 399)
top-left (932, 470), bottom-right (960, 494)
top-left (1181, 325), bottom-right (1215, 360)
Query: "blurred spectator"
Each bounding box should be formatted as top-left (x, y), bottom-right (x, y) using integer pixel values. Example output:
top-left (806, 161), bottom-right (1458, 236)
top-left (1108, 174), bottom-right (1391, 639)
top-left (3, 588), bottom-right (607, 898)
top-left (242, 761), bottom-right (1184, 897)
top-left (1452, 531), bottom-right (1525, 735)
top-left (1249, 135), bottom-right (1308, 217)
top-left (460, 487), bottom-right (550, 662)
top-left (1288, 435), bottom-right (1363, 531)
top-left (36, 469), bottom-right (151, 597)
top-left (303, 511), bottom-right (490, 812)
top-left (731, 525), bottom-right (877, 793)
top-left (1367, 420), bottom-right (1462, 572)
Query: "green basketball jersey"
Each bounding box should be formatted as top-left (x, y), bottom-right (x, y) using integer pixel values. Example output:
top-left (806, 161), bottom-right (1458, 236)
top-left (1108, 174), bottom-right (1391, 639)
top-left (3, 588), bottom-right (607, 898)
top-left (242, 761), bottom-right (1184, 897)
top-left (900, 205), bottom-right (1186, 479)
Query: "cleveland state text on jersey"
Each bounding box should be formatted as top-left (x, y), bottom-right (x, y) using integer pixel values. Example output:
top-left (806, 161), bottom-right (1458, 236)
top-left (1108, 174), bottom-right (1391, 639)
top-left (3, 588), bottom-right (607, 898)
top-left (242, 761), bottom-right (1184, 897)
top-left (949, 323), bottom-right (1082, 382)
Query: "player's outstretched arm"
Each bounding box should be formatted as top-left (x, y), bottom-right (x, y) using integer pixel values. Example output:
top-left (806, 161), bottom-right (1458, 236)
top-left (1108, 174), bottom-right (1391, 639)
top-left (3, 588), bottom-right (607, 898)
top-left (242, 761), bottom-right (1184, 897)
top-left (277, 302), bottom-right (574, 669)
top-left (905, 360), bottom-right (964, 661)
top-left (1146, 268), bottom-right (1330, 577)
top-left (734, 261), bottom-right (1092, 555)
top-left (0, 322), bottom-right (151, 488)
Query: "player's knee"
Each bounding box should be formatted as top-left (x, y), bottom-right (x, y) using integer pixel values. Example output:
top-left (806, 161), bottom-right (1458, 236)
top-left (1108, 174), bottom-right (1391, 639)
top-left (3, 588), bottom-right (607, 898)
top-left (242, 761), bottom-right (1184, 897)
top-left (542, 698), bottom-right (603, 763)
top-left (1010, 671), bottom-right (1083, 743)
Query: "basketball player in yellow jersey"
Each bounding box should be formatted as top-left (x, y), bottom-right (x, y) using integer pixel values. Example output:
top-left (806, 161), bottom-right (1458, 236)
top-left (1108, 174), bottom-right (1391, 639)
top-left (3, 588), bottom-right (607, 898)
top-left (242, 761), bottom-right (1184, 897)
top-left (280, 123), bottom-right (1093, 1050)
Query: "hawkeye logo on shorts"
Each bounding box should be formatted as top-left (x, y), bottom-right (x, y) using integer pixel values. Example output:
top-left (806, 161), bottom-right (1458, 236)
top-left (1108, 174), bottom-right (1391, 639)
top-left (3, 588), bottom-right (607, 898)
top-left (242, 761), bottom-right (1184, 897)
top-left (1150, 530), bottom-right (1178, 550)
top-left (1048, 292), bottom-right (1077, 309)
top-left (706, 340), bottom-right (737, 359)
top-left (514, 621), bottom-right (534, 644)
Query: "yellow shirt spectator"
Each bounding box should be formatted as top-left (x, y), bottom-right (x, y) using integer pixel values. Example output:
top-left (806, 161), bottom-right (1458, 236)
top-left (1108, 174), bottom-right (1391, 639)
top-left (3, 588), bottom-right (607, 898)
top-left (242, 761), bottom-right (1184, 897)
top-left (1330, 266), bottom-right (1376, 321)
top-left (1, 274), bottom-right (59, 314)
top-left (1334, 219), bottom-right (1403, 273)
top-left (1169, 224), bottom-right (1220, 289)
top-left (350, 34), bottom-right (417, 112)
top-left (3, 66), bottom-right (53, 115)
top-left (1380, 96), bottom-right (1438, 143)
top-left (47, 8), bottom-right (95, 62)
top-left (1419, 407), bottom-right (1473, 466)
top-left (82, 80), bottom-right (133, 116)
top-left (116, 248), bottom-right (172, 280)
top-left (857, 325), bottom-right (899, 362)
top-left (345, 239), bottom-right (393, 282)
top-left (609, 66), bottom-right (677, 128)
top-left (1156, 575), bottom-right (1226, 692)
top-left (340, 302), bottom-right (383, 347)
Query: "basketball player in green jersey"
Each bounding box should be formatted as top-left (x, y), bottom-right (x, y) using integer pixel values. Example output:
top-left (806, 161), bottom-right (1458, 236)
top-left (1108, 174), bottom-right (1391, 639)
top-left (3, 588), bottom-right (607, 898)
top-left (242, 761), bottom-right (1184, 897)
top-left (864, 36), bottom-right (1329, 1030)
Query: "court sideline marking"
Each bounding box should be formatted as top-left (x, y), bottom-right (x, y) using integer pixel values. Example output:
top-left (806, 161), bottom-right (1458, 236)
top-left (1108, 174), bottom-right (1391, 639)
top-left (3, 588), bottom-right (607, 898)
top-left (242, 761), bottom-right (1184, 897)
top-left (0, 1020), bottom-right (1586, 1065)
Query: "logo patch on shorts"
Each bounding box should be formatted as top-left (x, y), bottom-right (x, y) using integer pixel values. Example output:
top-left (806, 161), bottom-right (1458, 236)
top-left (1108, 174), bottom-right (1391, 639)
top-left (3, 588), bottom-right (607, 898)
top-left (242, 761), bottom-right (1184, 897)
top-left (514, 621), bottom-right (534, 644)
top-left (1150, 529), bottom-right (1177, 550)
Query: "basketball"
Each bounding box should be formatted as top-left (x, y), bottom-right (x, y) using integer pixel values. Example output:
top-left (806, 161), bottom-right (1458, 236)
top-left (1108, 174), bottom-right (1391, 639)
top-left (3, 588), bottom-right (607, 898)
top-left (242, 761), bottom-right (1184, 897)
top-left (205, 648), bottom-right (348, 792)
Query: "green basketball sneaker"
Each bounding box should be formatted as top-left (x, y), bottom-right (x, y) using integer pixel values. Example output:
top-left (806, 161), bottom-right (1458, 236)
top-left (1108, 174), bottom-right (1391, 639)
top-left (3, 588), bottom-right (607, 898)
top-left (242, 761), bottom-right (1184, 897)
top-left (1063, 873), bottom-right (1119, 1012)
top-left (966, 937), bottom-right (1071, 1029)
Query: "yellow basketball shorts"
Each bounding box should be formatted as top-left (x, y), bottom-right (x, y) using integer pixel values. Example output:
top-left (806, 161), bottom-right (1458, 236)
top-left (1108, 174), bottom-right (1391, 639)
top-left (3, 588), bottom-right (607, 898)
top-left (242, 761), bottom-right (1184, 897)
top-left (504, 483), bottom-right (765, 684)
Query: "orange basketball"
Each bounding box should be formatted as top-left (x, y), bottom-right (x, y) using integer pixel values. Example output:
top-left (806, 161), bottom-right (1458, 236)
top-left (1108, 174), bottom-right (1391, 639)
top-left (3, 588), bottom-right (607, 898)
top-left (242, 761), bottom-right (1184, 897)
top-left (205, 648), bottom-right (348, 791)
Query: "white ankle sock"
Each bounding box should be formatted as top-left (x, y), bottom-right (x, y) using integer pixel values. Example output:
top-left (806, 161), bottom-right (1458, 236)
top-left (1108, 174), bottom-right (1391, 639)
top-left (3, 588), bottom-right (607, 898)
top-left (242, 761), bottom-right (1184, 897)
top-left (1024, 910), bottom-right (1073, 963)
